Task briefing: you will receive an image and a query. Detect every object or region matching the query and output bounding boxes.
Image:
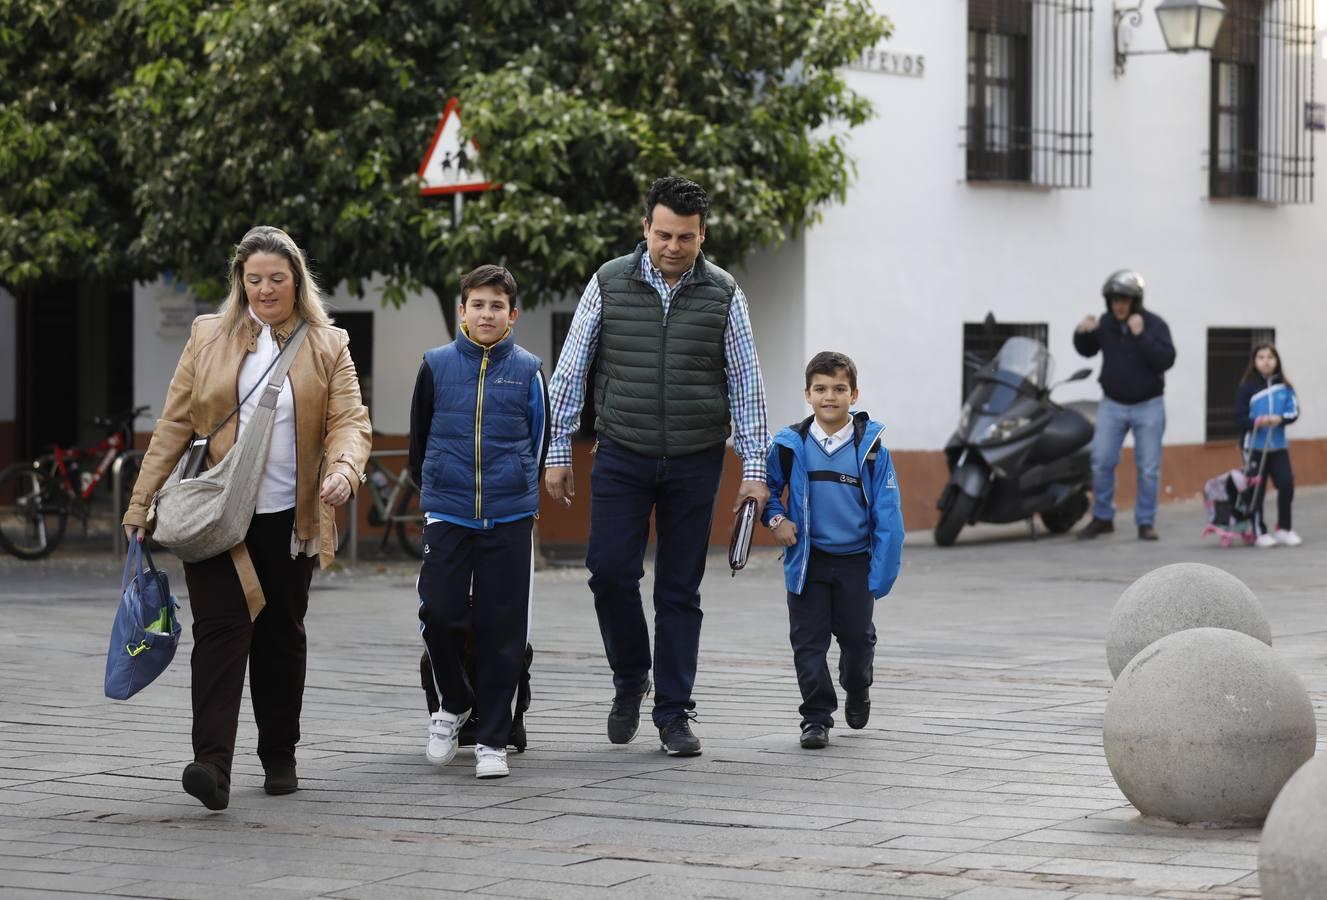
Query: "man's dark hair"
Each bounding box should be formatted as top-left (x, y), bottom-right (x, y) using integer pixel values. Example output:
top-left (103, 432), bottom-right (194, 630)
top-left (645, 176), bottom-right (709, 226)
top-left (805, 351), bottom-right (858, 390)
top-left (460, 265), bottom-right (518, 308)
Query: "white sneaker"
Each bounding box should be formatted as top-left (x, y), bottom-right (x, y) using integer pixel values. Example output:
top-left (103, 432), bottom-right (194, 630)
top-left (474, 744), bottom-right (509, 779)
top-left (1274, 529), bottom-right (1303, 547)
top-left (1255, 533), bottom-right (1278, 549)
top-left (426, 709), bottom-right (470, 765)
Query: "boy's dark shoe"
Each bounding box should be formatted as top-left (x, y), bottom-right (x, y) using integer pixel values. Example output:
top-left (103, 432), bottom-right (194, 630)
top-left (845, 690), bottom-right (871, 730)
top-left (800, 723), bottom-right (830, 749)
top-left (182, 762), bottom-right (230, 811)
top-left (1077, 518), bottom-right (1114, 540)
top-left (1138, 524), bottom-right (1159, 541)
top-left (263, 765), bottom-right (298, 796)
top-left (607, 681), bottom-right (650, 744)
top-left (658, 713), bottom-right (702, 757)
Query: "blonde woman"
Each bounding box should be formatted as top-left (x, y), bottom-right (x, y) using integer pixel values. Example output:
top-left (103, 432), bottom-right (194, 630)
top-left (123, 226), bottom-right (372, 811)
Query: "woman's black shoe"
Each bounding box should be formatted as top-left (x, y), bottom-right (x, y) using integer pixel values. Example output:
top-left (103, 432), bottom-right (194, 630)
top-left (263, 765), bottom-right (298, 796)
top-left (182, 762), bottom-right (229, 811)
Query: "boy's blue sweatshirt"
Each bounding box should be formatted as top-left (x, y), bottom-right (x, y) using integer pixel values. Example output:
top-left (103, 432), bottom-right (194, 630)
top-left (763, 412), bottom-right (904, 599)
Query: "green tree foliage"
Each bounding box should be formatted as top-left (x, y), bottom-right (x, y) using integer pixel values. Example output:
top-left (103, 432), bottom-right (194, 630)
top-left (6, 0), bottom-right (889, 320)
top-left (0, 1), bottom-right (146, 287)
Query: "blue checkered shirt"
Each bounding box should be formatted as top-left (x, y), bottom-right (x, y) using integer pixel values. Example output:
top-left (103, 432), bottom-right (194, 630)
top-left (547, 255), bottom-right (770, 480)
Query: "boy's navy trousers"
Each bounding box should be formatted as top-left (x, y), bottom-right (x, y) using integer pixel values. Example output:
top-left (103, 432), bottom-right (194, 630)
top-left (586, 437), bottom-right (725, 727)
top-left (787, 548), bottom-right (876, 729)
top-left (418, 517), bottom-right (533, 748)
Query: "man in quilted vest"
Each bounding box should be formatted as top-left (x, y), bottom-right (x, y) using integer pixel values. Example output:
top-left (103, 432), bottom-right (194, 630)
top-left (545, 177), bottom-right (772, 756)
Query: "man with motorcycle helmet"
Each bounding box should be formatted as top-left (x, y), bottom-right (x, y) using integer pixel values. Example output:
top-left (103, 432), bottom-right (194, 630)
top-left (1073, 270), bottom-right (1176, 541)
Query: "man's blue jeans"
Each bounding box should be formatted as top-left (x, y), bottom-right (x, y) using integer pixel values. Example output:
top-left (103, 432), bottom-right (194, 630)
top-left (586, 438), bottom-right (725, 727)
top-left (1091, 395), bottom-right (1166, 526)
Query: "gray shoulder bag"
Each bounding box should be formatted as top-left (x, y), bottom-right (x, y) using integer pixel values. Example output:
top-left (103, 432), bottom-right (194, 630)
top-left (151, 321), bottom-right (309, 562)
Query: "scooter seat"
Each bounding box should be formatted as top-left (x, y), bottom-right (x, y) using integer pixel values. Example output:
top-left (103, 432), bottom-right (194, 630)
top-left (1027, 406), bottom-right (1093, 465)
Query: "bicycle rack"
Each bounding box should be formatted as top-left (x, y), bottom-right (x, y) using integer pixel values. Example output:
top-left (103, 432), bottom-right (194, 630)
top-left (110, 450), bottom-right (147, 558)
top-left (345, 448), bottom-right (410, 568)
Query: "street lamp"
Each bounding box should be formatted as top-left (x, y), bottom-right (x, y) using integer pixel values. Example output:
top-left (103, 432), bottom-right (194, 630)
top-left (1114, 0), bottom-right (1227, 77)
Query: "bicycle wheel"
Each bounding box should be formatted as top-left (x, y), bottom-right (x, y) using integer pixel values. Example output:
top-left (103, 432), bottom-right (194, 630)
top-left (0, 463), bottom-right (70, 560)
top-left (394, 481), bottom-right (425, 559)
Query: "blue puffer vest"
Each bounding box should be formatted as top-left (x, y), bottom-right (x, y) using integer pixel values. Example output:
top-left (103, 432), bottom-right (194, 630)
top-left (419, 331), bottom-right (542, 521)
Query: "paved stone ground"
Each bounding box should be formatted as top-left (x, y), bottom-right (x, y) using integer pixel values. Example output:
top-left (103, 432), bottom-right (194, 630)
top-left (1, 489), bottom-right (1324, 899)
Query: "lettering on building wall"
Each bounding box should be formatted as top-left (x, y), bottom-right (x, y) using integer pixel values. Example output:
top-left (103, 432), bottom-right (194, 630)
top-left (848, 46), bottom-right (925, 78)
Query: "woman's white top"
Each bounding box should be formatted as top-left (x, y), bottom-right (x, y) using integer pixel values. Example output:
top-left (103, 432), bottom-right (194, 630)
top-left (237, 307), bottom-right (298, 513)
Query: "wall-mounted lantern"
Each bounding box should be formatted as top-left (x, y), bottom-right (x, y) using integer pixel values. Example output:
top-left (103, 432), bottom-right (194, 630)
top-left (1114, 0), bottom-right (1227, 77)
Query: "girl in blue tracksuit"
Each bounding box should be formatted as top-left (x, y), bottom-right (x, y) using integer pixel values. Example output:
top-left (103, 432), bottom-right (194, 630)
top-left (763, 352), bottom-right (904, 750)
top-left (1234, 343), bottom-right (1301, 547)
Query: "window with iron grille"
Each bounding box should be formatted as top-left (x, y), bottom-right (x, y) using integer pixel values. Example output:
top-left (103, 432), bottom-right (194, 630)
top-left (965, 0), bottom-right (1093, 188)
top-left (1209, 0), bottom-right (1316, 204)
top-left (962, 320), bottom-right (1050, 403)
top-left (551, 311), bottom-right (595, 437)
top-left (1206, 327), bottom-right (1275, 442)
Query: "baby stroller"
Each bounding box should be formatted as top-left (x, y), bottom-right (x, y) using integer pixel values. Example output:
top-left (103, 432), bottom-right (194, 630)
top-left (1201, 430), bottom-right (1272, 547)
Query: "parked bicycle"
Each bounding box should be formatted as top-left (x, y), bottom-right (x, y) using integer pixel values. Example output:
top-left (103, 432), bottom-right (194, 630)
top-left (0, 406), bottom-right (151, 560)
top-left (334, 453), bottom-right (424, 559)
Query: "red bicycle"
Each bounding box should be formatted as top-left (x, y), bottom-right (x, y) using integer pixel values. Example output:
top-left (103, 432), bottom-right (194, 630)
top-left (0, 406), bottom-right (150, 559)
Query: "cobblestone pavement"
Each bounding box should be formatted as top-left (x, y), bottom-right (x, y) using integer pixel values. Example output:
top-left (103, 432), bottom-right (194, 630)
top-left (1, 489), bottom-right (1323, 899)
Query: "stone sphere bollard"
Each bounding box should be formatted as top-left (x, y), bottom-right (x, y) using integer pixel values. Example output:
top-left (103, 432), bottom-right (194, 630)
top-left (1106, 562), bottom-right (1270, 679)
top-left (1259, 754), bottom-right (1327, 899)
top-left (1104, 628), bottom-right (1315, 826)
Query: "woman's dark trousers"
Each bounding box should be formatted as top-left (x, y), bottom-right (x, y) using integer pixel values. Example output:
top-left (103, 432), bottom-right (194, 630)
top-left (182, 508), bottom-right (314, 788)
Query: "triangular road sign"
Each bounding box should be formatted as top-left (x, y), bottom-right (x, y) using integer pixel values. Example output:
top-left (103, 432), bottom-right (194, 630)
top-left (418, 98), bottom-right (498, 195)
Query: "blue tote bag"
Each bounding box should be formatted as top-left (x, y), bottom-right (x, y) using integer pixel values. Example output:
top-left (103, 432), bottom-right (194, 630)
top-left (104, 542), bottom-right (182, 700)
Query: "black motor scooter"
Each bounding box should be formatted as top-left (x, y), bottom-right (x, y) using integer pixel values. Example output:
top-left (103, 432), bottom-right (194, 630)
top-left (934, 335), bottom-right (1096, 546)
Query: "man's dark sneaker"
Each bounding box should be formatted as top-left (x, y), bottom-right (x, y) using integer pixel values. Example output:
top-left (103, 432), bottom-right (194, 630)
top-left (800, 723), bottom-right (830, 749)
top-left (844, 690), bottom-right (871, 730)
top-left (182, 761), bottom-right (230, 811)
top-left (607, 681), bottom-right (650, 744)
top-left (263, 765), bottom-right (298, 796)
top-left (658, 713), bottom-right (702, 757)
top-left (1077, 517), bottom-right (1115, 540)
top-left (1138, 524), bottom-right (1159, 541)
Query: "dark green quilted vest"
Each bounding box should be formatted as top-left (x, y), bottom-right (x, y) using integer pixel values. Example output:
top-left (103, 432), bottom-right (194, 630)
top-left (593, 243), bottom-right (734, 457)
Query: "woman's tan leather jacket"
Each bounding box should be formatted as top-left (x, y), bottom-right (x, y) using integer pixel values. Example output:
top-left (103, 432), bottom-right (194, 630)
top-left (123, 311), bottom-right (372, 616)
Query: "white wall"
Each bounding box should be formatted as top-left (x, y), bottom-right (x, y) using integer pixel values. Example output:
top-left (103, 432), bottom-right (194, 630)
top-left (0, 287), bottom-right (15, 421)
top-left (791, 0), bottom-right (1327, 450)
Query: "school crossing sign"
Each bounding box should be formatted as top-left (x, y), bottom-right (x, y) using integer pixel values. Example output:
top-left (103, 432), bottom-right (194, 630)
top-left (417, 98), bottom-right (498, 196)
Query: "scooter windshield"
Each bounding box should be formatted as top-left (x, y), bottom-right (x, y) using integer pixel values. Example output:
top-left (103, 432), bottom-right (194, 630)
top-left (972, 337), bottom-right (1051, 413)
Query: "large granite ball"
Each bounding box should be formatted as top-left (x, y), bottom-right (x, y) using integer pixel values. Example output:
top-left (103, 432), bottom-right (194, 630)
top-left (1104, 628), bottom-right (1316, 826)
top-left (1259, 754), bottom-right (1327, 899)
top-left (1106, 562), bottom-right (1270, 679)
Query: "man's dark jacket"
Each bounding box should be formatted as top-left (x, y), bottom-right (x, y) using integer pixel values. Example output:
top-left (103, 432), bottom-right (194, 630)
top-left (1073, 309), bottom-right (1176, 404)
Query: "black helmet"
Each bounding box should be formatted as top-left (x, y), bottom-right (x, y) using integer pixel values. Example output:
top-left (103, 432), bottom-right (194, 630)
top-left (1101, 269), bottom-right (1145, 309)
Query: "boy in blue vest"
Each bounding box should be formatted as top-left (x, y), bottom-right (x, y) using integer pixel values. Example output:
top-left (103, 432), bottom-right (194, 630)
top-left (763, 352), bottom-right (904, 749)
top-left (408, 265), bottom-right (549, 779)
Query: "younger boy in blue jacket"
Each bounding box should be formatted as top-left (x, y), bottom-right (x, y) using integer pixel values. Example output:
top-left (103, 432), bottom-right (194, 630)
top-left (408, 265), bottom-right (548, 779)
top-left (763, 352), bottom-right (904, 749)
